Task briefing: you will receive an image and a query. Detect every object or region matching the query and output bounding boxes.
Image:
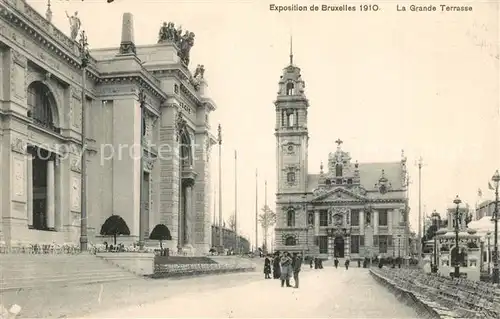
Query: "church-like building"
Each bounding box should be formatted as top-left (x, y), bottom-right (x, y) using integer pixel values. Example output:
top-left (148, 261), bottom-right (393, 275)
top-left (0, 1), bottom-right (216, 254)
top-left (274, 52), bottom-right (410, 260)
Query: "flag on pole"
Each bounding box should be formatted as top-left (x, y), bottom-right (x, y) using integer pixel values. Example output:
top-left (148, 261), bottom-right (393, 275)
top-left (478, 188), bottom-right (483, 197)
top-left (488, 182), bottom-right (494, 190)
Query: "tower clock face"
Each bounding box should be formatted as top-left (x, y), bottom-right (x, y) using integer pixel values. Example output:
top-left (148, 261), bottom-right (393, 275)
top-left (288, 145), bottom-right (293, 151)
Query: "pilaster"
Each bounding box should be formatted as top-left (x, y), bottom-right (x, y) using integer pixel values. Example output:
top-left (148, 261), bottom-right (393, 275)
top-left (111, 97), bottom-right (140, 237)
top-left (359, 210), bottom-right (364, 235)
top-left (158, 104), bottom-right (180, 248)
top-left (373, 210), bottom-right (379, 235)
top-left (314, 210), bottom-right (319, 236)
top-left (193, 131), bottom-right (210, 253)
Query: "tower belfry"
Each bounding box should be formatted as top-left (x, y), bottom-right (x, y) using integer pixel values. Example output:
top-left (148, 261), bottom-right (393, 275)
top-left (275, 42), bottom-right (310, 195)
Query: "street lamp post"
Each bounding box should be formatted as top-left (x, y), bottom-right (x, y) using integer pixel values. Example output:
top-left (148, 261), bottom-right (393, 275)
top-left (397, 235), bottom-right (401, 268)
top-left (138, 88), bottom-right (147, 250)
top-left (453, 195), bottom-right (462, 278)
top-left (416, 157), bottom-right (424, 266)
top-left (78, 30), bottom-right (90, 252)
top-left (431, 210), bottom-right (440, 273)
top-left (486, 231), bottom-right (491, 274)
top-left (491, 170), bottom-right (499, 283)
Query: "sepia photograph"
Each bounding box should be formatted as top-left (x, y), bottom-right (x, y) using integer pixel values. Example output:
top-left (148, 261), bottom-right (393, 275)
top-left (0, 0), bottom-right (499, 318)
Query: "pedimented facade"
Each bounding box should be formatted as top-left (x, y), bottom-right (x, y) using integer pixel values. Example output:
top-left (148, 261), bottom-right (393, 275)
top-left (274, 55), bottom-right (410, 260)
top-left (0, 1), bottom-right (216, 254)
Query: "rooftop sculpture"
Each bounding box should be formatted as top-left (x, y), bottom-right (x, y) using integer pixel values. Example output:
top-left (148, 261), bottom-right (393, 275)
top-left (158, 22), bottom-right (195, 66)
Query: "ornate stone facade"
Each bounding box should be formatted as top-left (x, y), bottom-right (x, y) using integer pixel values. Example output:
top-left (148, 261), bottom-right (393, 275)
top-left (274, 56), bottom-right (410, 260)
top-left (0, 1), bottom-right (216, 254)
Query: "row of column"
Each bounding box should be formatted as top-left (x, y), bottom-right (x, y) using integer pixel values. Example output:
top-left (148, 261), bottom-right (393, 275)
top-left (26, 156), bottom-right (56, 230)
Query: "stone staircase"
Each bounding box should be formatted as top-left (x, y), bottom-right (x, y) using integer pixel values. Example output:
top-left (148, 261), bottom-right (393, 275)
top-left (0, 254), bottom-right (138, 292)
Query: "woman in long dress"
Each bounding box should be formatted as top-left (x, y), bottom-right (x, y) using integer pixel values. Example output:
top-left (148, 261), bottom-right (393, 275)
top-left (280, 252), bottom-right (293, 287)
top-left (273, 252), bottom-right (281, 279)
top-left (264, 255), bottom-right (272, 279)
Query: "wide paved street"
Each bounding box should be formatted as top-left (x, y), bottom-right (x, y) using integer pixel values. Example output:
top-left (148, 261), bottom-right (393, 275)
top-left (85, 267), bottom-right (420, 318)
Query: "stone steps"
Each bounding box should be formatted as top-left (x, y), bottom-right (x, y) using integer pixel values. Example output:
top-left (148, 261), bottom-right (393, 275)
top-left (0, 254), bottom-right (139, 292)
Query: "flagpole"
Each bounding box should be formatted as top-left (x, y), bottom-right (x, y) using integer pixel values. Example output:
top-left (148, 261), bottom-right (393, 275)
top-left (234, 150), bottom-right (238, 254)
top-left (255, 169), bottom-right (258, 253)
top-left (213, 187), bottom-right (216, 225)
top-left (264, 180), bottom-right (268, 253)
top-left (218, 124), bottom-right (223, 250)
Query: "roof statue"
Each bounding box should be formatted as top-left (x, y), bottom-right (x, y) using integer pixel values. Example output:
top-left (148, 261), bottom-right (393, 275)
top-left (66, 11), bottom-right (81, 41)
top-left (193, 64), bottom-right (205, 79)
top-left (158, 22), bottom-right (195, 66)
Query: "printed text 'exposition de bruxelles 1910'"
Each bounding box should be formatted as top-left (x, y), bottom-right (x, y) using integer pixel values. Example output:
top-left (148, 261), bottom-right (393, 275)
top-left (269, 4), bottom-right (473, 13)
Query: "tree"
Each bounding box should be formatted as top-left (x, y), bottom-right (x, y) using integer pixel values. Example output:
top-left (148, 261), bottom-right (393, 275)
top-left (149, 224), bottom-right (172, 249)
top-left (227, 213), bottom-right (236, 231)
top-left (259, 205), bottom-right (277, 253)
top-left (100, 215), bottom-right (130, 245)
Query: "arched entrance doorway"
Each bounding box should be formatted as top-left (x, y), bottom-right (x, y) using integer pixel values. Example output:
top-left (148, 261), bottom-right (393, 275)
top-left (334, 236), bottom-right (345, 258)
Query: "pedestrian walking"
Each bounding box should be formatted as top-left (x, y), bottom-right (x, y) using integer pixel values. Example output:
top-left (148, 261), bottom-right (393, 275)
top-left (292, 253), bottom-right (302, 288)
top-left (345, 258), bottom-right (350, 270)
top-left (280, 252), bottom-right (293, 287)
top-left (272, 252), bottom-right (281, 279)
top-left (264, 255), bottom-right (271, 279)
top-left (334, 258), bottom-right (339, 269)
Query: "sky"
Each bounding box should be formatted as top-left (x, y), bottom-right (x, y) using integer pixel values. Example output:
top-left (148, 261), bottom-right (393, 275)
top-left (27, 0), bottom-right (499, 247)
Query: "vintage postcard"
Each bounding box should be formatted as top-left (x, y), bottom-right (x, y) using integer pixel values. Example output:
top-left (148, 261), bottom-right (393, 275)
top-left (0, 0), bottom-right (498, 318)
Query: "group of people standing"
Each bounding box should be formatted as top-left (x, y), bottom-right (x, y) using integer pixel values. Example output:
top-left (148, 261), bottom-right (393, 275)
top-left (264, 252), bottom-right (302, 288)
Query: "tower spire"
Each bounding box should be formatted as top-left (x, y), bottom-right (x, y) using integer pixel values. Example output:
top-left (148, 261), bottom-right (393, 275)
top-left (289, 35), bottom-right (293, 65)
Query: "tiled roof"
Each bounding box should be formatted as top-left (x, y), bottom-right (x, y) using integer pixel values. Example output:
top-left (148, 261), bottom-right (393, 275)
top-left (307, 161), bottom-right (405, 196)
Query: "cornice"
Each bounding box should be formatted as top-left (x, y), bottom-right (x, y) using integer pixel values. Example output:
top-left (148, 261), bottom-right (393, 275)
top-left (97, 74), bottom-right (167, 102)
top-left (0, 1), bottom-right (98, 74)
top-left (0, 2), bottom-right (165, 100)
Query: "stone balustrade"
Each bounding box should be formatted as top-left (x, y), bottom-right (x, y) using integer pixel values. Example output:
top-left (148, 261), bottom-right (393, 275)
top-left (371, 268), bottom-right (500, 318)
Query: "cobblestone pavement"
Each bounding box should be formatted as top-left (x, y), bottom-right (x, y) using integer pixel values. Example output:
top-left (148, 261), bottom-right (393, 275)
top-left (84, 267), bottom-right (420, 318)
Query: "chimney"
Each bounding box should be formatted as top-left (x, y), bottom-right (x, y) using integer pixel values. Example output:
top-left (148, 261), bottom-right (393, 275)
top-left (118, 13), bottom-right (136, 55)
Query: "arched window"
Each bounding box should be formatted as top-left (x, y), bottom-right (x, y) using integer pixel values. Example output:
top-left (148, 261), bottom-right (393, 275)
top-left (285, 236), bottom-right (296, 246)
top-left (286, 82), bottom-right (295, 95)
top-left (287, 208), bottom-right (295, 227)
top-left (287, 172), bottom-right (295, 183)
top-left (288, 113), bottom-right (295, 126)
top-left (27, 82), bottom-right (58, 133)
top-left (335, 164), bottom-right (343, 177)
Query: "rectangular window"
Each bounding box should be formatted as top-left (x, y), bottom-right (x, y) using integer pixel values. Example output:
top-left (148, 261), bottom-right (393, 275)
top-left (351, 235), bottom-right (360, 253)
top-left (378, 209), bottom-right (388, 226)
top-left (318, 236), bottom-right (328, 254)
top-left (379, 235), bottom-right (388, 253)
top-left (360, 235), bottom-right (365, 246)
top-left (319, 210), bottom-right (328, 226)
top-left (351, 210), bottom-right (359, 226)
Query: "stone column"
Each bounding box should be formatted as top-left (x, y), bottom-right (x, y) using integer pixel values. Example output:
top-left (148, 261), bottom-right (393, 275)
top-left (373, 210), bottom-right (379, 235)
top-left (327, 236), bottom-right (334, 259)
top-left (46, 159), bottom-right (55, 230)
top-left (314, 210), bottom-right (319, 236)
top-left (27, 154), bottom-right (33, 227)
top-left (345, 235), bottom-right (351, 258)
top-left (388, 209), bottom-right (393, 233)
top-left (184, 184), bottom-right (193, 246)
top-left (359, 210), bottom-right (364, 235)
